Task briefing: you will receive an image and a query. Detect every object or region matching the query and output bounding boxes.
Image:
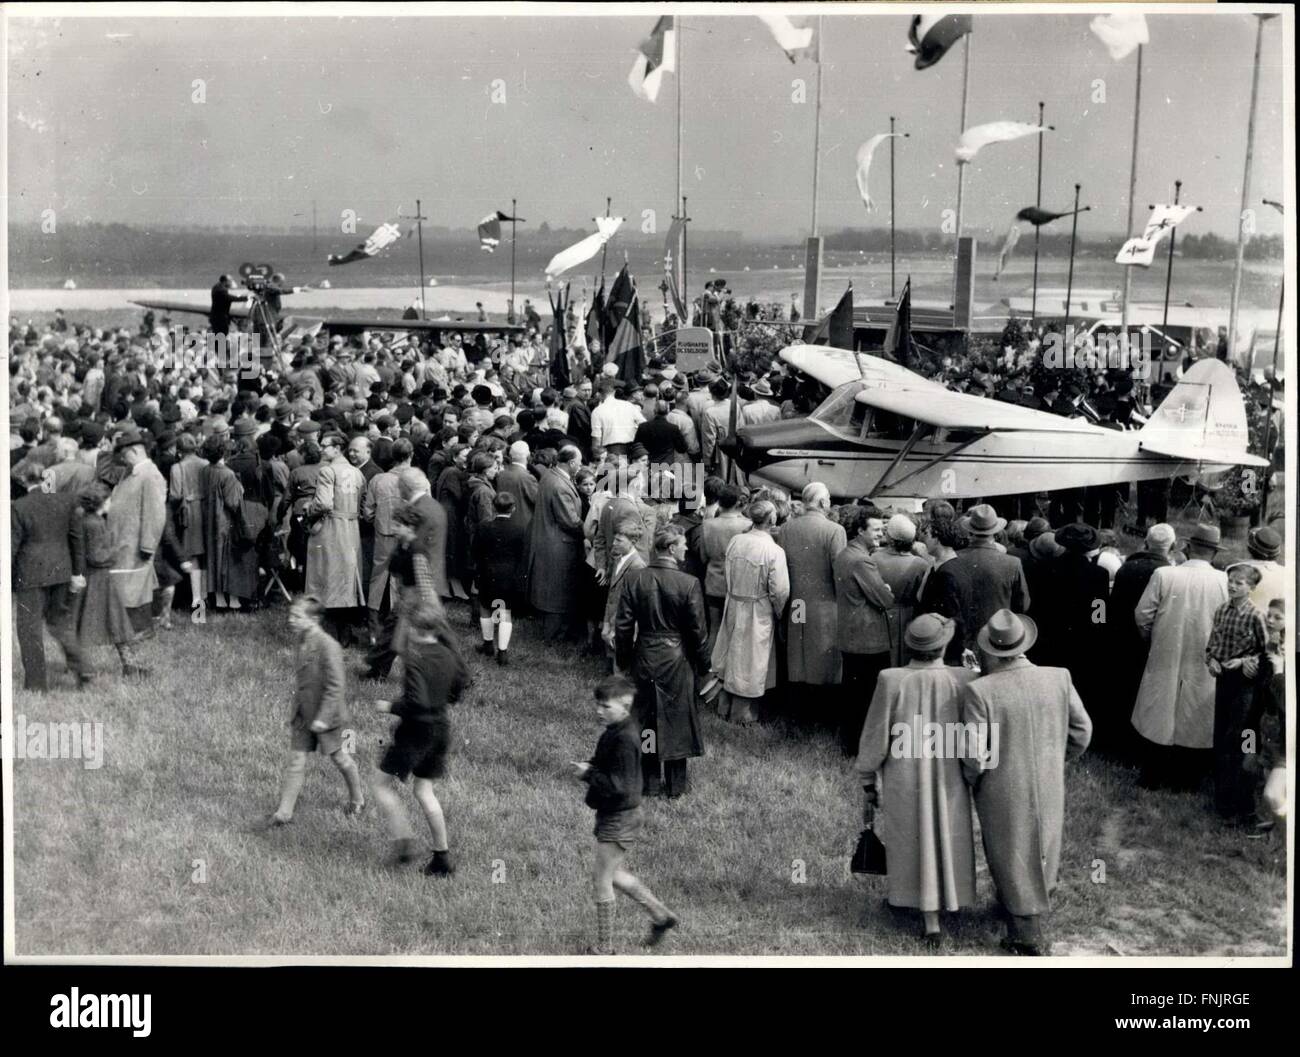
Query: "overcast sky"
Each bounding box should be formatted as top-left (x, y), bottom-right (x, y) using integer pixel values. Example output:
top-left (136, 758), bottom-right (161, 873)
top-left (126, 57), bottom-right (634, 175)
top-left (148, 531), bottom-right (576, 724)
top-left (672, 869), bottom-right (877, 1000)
top-left (6, 6), bottom-right (1290, 241)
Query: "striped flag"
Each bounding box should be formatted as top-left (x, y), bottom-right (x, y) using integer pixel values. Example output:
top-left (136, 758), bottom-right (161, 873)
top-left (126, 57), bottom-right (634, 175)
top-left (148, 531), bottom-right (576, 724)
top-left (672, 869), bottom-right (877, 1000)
top-left (629, 16), bottom-right (675, 103)
top-left (326, 222), bottom-right (401, 266)
top-left (477, 210), bottom-right (522, 253)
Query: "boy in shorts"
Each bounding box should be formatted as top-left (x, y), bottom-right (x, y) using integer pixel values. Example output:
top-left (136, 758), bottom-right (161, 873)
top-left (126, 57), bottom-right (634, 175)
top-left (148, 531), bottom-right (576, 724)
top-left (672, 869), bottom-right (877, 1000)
top-left (373, 602), bottom-right (470, 876)
top-left (270, 596), bottom-right (366, 825)
top-left (570, 675), bottom-right (679, 954)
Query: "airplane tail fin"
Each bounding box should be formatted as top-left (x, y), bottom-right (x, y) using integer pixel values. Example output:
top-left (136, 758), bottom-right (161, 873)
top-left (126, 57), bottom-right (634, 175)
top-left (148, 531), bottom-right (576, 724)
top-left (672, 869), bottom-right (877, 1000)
top-left (1138, 359), bottom-right (1269, 467)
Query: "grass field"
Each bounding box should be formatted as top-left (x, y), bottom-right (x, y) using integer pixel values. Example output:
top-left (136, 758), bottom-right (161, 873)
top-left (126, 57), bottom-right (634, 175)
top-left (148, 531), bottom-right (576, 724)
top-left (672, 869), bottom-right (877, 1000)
top-left (9, 581), bottom-right (1288, 960)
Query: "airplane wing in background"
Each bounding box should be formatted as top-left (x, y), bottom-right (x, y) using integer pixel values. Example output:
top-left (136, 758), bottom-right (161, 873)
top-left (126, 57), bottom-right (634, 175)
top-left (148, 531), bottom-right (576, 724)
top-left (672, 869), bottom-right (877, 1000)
top-left (853, 385), bottom-right (1107, 435)
top-left (129, 300), bottom-right (527, 337)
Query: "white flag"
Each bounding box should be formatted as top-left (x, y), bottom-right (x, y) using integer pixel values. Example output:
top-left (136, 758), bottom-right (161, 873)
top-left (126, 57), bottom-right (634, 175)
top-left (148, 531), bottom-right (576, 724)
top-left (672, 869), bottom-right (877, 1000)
top-left (955, 121), bottom-right (1046, 164)
top-left (544, 216), bottom-right (624, 279)
top-left (757, 14), bottom-right (814, 63)
top-left (854, 133), bottom-right (902, 212)
top-left (629, 17), bottom-right (676, 103)
top-left (994, 224), bottom-right (1022, 280)
top-left (1117, 203), bottom-right (1197, 268)
top-left (1090, 13), bottom-right (1149, 62)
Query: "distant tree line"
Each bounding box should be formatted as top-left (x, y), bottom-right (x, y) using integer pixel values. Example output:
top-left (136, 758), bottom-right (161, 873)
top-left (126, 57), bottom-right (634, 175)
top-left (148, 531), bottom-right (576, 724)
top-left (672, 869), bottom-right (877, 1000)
top-left (817, 226), bottom-right (1282, 261)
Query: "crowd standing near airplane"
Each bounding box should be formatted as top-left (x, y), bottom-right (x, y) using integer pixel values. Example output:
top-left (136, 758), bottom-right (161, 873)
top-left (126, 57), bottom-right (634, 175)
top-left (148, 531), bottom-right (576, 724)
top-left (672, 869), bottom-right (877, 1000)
top-left (7, 299), bottom-right (1287, 955)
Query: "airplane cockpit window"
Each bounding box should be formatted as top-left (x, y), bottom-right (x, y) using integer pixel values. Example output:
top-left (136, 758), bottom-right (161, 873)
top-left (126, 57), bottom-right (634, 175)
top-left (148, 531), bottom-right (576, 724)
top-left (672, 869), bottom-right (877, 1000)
top-left (809, 383), bottom-right (866, 436)
top-left (863, 409), bottom-right (915, 441)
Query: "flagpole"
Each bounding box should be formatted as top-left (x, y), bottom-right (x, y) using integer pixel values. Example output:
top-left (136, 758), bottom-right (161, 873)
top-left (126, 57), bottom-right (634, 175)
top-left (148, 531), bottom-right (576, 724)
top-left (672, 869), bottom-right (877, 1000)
top-left (1064, 184), bottom-right (1082, 324)
top-left (599, 196), bottom-right (611, 285)
top-left (676, 16), bottom-right (686, 324)
top-left (509, 198), bottom-right (518, 324)
top-left (1159, 181), bottom-right (1193, 347)
top-left (682, 195), bottom-right (689, 313)
top-left (890, 116), bottom-right (897, 299)
top-left (1228, 15), bottom-right (1269, 360)
top-left (1031, 101), bottom-right (1044, 323)
top-left (400, 200), bottom-right (430, 319)
top-left (1120, 45), bottom-right (1143, 331)
top-left (953, 33), bottom-right (971, 249)
top-left (803, 16), bottom-right (825, 322)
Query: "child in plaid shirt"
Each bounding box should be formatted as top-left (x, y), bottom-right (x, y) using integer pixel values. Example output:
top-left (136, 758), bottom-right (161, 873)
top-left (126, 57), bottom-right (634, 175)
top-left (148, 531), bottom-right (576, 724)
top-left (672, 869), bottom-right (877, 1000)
top-left (1206, 566), bottom-right (1268, 824)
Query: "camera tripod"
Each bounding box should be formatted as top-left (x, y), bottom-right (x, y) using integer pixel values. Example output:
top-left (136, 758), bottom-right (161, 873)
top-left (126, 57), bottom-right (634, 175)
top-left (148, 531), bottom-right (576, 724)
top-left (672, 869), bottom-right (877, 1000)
top-left (243, 289), bottom-right (288, 372)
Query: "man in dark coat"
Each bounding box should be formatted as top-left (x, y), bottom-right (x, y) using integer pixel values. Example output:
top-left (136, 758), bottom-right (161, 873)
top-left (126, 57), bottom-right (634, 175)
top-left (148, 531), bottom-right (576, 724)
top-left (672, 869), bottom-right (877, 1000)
top-left (472, 492), bottom-right (530, 665)
top-left (634, 400), bottom-right (688, 469)
top-left (1041, 523), bottom-right (1110, 727)
top-left (528, 444), bottom-right (586, 641)
top-left (615, 523), bottom-right (710, 798)
top-left (11, 461), bottom-right (87, 690)
top-left (932, 504), bottom-right (1030, 656)
top-left (1104, 522), bottom-right (1174, 759)
top-left (209, 275), bottom-right (247, 335)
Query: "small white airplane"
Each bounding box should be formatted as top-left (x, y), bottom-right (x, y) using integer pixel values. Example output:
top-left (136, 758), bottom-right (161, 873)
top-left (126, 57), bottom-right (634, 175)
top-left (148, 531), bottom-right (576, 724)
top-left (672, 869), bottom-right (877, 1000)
top-left (721, 344), bottom-right (1269, 501)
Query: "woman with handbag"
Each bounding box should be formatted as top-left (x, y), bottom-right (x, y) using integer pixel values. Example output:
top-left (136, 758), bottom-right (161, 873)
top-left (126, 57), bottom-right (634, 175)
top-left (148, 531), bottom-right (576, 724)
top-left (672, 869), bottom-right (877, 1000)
top-left (855, 613), bottom-right (979, 947)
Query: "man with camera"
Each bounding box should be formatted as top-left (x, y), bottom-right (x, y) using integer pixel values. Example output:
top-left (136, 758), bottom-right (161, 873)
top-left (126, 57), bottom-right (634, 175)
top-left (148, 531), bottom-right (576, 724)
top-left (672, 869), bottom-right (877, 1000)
top-left (209, 275), bottom-right (248, 335)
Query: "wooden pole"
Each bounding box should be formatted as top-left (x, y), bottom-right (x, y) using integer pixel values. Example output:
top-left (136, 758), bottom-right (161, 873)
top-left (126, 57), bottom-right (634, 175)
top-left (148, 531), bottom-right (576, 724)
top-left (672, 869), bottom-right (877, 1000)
top-left (810, 15), bottom-right (823, 237)
top-left (1228, 15), bottom-right (1268, 358)
top-left (1160, 181), bottom-right (1182, 342)
top-left (415, 199), bottom-right (427, 319)
top-left (1120, 45), bottom-right (1143, 330)
top-left (953, 32), bottom-right (972, 308)
top-left (599, 196), bottom-right (611, 284)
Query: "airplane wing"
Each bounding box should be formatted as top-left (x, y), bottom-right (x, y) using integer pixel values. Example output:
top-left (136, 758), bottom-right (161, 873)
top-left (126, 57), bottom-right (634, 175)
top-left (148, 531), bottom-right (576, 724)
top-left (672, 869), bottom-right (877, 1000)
top-left (780, 343), bottom-right (944, 391)
top-left (853, 385), bottom-right (1107, 435)
top-left (131, 298), bottom-right (249, 319)
top-left (129, 300), bottom-right (526, 337)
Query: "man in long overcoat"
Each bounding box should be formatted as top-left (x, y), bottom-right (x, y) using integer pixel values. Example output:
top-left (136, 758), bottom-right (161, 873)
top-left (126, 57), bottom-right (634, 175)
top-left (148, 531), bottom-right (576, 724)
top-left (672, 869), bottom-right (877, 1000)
top-left (711, 500), bottom-right (790, 724)
top-left (1131, 524), bottom-right (1228, 790)
top-left (961, 610), bottom-right (1092, 956)
top-left (306, 431), bottom-right (366, 645)
top-left (615, 523), bottom-right (710, 799)
top-left (527, 444), bottom-right (586, 641)
top-left (780, 482), bottom-right (846, 692)
top-left (108, 427), bottom-right (167, 635)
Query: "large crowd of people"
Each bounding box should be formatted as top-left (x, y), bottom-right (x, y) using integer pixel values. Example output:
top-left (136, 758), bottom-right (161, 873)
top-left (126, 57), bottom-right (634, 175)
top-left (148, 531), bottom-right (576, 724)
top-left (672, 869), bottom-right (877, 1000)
top-left (8, 302), bottom-right (1288, 956)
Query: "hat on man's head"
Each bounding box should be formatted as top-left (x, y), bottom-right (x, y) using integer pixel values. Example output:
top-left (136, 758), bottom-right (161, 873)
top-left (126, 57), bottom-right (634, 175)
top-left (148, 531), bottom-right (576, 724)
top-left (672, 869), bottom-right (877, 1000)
top-left (1182, 523), bottom-right (1223, 551)
top-left (231, 418), bottom-right (258, 438)
top-left (904, 613), bottom-right (956, 654)
top-left (207, 417), bottom-right (231, 436)
top-left (886, 513), bottom-right (917, 544)
top-left (80, 421), bottom-right (104, 447)
top-left (1023, 516), bottom-right (1050, 541)
top-left (628, 442), bottom-right (649, 462)
top-left (1247, 526), bottom-right (1282, 560)
top-left (752, 378), bottom-right (775, 398)
top-left (965, 503), bottom-right (1006, 537)
top-left (601, 362), bottom-right (619, 378)
top-left (1029, 531), bottom-right (1065, 561)
top-left (113, 425), bottom-right (147, 452)
top-left (1055, 522), bottom-right (1099, 553)
top-left (296, 419), bottom-right (322, 436)
top-left (977, 609), bottom-right (1038, 658)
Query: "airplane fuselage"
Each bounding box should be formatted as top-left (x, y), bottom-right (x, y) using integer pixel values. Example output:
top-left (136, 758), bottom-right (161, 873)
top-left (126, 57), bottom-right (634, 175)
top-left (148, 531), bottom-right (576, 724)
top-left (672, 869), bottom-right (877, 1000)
top-left (728, 414), bottom-right (1201, 500)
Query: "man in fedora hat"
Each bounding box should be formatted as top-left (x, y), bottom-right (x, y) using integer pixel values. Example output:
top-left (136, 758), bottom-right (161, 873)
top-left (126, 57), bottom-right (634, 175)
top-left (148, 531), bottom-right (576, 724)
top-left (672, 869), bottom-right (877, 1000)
top-left (857, 613), bottom-right (979, 944)
top-left (742, 378), bottom-right (781, 426)
top-left (929, 504), bottom-right (1029, 658)
top-left (107, 426), bottom-right (168, 654)
top-left (1242, 526), bottom-right (1284, 611)
top-left (961, 609), bottom-right (1092, 955)
top-left (1131, 523), bottom-right (1228, 790)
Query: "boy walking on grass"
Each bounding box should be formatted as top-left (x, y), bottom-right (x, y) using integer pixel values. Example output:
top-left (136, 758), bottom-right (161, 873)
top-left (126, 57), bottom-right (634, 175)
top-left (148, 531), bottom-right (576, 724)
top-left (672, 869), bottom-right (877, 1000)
top-left (570, 675), bottom-right (678, 954)
top-left (271, 596), bottom-right (366, 825)
top-left (373, 602), bottom-right (469, 877)
top-left (1206, 565), bottom-right (1269, 826)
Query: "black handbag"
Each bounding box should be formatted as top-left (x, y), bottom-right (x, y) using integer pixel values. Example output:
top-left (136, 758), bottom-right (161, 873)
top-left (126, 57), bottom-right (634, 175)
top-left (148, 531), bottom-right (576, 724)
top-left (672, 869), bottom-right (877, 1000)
top-left (850, 826), bottom-right (887, 875)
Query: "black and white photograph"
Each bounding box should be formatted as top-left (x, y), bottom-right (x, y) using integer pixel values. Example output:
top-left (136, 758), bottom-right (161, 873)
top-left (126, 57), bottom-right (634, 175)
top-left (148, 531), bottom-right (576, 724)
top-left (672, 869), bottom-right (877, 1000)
top-left (2, 0), bottom-right (1293, 980)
